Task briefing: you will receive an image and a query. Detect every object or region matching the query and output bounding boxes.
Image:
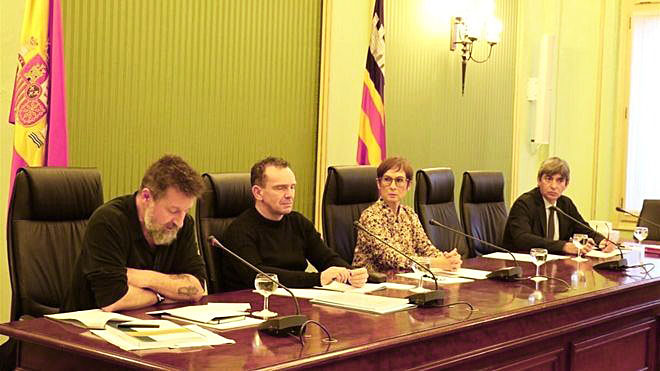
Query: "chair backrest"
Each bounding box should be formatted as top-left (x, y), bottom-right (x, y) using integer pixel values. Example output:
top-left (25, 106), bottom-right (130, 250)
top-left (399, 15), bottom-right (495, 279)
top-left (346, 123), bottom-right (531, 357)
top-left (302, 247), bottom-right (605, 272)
top-left (459, 171), bottom-right (508, 256)
top-left (414, 168), bottom-right (470, 258)
top-left (322, 166), bottom-right (379, 264)
top-left (7, 167), bottom-right (103, 321)
top-left (195, 173), bottom-right (252, 294)
top-left (638, 199), bottom-right (660, 241)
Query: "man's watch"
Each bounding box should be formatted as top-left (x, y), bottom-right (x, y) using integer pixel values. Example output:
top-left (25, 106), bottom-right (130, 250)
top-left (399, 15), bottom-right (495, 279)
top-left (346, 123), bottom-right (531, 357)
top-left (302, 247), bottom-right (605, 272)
top-left (155, 292), bottom-right (165, 304)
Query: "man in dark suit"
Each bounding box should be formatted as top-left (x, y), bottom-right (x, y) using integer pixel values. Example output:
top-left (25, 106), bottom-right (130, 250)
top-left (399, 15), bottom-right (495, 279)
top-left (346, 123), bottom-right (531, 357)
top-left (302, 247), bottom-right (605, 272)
top-left (502, 157), bottom-right (616, 254)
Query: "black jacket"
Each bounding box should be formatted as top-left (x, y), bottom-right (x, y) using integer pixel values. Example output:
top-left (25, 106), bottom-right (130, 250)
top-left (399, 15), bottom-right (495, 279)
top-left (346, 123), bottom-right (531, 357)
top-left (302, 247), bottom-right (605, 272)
top-left (502, 187), bottom-right (601, 254)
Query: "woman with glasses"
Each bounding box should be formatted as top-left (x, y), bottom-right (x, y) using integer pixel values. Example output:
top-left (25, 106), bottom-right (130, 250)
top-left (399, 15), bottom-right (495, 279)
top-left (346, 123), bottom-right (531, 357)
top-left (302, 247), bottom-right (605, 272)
top-left (352, 157), bottom-right (462, 273)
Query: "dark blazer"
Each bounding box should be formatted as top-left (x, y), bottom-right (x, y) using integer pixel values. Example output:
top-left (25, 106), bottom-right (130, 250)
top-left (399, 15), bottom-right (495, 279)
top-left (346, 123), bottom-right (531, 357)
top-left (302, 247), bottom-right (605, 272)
top-left (502, 187), bottom-right (601, 254)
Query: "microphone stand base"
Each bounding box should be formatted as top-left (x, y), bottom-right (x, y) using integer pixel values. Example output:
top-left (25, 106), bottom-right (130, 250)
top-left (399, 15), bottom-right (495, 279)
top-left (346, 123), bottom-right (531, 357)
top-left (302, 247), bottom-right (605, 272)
top-left (407, 289), bottom-right (446, 307)
top-left (258, 315), bottom-right (308, 337)
top-left (486, 266), bottom-right (523, 281)
top-left (594, 259), bottom-right (628, 271)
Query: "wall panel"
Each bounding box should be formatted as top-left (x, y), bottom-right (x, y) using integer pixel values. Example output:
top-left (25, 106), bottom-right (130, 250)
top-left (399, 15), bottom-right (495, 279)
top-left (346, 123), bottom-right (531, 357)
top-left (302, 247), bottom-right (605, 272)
top-left (62, 0), bottom-right (321, 218)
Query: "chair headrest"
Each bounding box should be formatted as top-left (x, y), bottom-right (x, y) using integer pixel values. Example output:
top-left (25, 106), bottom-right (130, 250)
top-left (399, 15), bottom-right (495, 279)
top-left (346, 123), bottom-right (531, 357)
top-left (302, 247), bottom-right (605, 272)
top-left (13, 167), bottom-right (103, 221)
top-left (463, 171), bottom-right (504, 203)
top-left (326, 166), bottom-right (378, 205)
top-left (205, 173), bottom-right (253, 218)
top-left (416, 168), bottom-right (454, 204)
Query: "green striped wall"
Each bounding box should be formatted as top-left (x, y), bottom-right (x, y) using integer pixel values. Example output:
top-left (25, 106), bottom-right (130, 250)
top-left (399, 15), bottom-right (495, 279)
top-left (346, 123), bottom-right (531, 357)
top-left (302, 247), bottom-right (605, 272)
top-left (386, 0), bottom-right (517, 205)
top-left (62, 0), bottom-right (321, 218)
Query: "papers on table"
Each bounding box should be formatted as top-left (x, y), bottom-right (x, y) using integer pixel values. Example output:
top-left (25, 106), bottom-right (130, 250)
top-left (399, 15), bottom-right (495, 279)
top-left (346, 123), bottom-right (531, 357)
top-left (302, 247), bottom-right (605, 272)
top-left (45, 309), bottom-right (137, 329)
top-left (396, 272), bottom-right (474, 284)
top-left (316, 281), bottom-right (386, 293)
top-left (148, 303), bottom-right (250, 326)
top-left (268, 288), bottom-right (336, 299)
top-left (91, 320), bottom-right (235, 351)
top-left (483, 252), bottom-right (568, 263)
top-left (310, 292), bottom-right (415, 314)
top-left (432, 268), bottom-right (491, 280)
top-left (586, 249), bottom-right (623, 259)
top-left (381, 282), bottom-right (416, 290)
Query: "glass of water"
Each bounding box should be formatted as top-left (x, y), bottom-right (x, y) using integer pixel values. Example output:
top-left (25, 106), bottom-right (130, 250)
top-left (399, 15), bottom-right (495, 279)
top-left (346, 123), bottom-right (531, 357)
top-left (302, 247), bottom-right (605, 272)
top-left (410, 256), bottom-right (432, 293)
top-left (530, 248), bottom-right (548, 282)
top-left (253, 273), bottom-right (279, 318)
top-left (571, 234), bottom-right (589, 262)
top-left (634, 226), bottom-right (648, 245)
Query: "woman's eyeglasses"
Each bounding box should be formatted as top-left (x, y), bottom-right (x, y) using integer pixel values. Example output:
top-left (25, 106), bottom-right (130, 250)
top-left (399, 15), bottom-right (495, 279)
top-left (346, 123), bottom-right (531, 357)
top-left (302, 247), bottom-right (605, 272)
top-left (379, 176), bottom-right (409, 188)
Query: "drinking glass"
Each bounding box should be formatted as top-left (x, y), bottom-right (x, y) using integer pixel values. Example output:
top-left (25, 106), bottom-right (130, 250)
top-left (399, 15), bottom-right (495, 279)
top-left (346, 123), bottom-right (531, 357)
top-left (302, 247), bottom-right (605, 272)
top-left (634, 227), bottom-right (649, 245)
top-left (571, 233), bottom-right (589, 262)
top-left (530, 248), bottom-right (548, 282)
top-left (253, 273), bottom-right (279, 318)
top-left (409, 256), bottom-right (432, 293)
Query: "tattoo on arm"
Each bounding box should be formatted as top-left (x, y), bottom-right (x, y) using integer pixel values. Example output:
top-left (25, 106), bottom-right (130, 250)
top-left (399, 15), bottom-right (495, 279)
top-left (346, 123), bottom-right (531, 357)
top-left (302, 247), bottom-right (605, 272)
top-left (177, 286), bottom-right (199, 297)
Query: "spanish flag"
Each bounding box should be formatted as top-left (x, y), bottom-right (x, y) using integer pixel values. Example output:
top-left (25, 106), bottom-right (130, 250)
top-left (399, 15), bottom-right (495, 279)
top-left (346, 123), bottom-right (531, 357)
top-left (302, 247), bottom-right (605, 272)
top-left (8, 0), bottom-right (68, 192)
top-left (356, 0), bottom-right (386, 166)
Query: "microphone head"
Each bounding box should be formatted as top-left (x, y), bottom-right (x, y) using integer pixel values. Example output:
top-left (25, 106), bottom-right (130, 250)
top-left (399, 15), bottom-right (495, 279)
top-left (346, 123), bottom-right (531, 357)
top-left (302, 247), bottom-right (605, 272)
top-left (207, 235), bottom-right (219, 245)
top-left (615, 206), bottom-right (625, 212)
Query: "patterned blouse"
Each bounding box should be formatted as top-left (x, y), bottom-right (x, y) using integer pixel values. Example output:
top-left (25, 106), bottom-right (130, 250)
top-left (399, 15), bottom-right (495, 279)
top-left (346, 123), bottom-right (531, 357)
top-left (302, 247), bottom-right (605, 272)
top-left (352, 199), bottom-right (441, 272)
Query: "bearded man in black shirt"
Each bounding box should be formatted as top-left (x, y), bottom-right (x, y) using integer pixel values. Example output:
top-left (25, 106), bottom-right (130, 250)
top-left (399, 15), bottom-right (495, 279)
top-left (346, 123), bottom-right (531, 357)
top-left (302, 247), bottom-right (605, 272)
top-left (64, 155), bottom-right (207, 312)
top-left (221, 157), bottom-right (368, 291)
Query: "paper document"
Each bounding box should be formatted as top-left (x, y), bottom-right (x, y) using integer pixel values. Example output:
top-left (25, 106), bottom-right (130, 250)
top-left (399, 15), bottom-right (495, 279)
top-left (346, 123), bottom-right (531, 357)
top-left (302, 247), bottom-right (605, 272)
top-left (432, 267), bottom-right (491, 280)
top-left (396, 272), bottom-right (473, 284)
top-left (586, 249), bottom-right (624, 259)
top-left (45, 309), bottom-right (137, 329)
top-left (160, 314), bottom-right (264, 331)
top-left (310, 292), bottom-right (415, 314)
top-left (148, 303), bottom-right (250, 325)
top-left (483, 252), bottom-right (568, 263)
top-left (381, 282), bottom-right (416, 290)
top-left (315, 281), bottom-right (386, 293)
top-left (92, 320), bottom-right (234, 351)
top-left (267, 288), bottom-right (335, 299)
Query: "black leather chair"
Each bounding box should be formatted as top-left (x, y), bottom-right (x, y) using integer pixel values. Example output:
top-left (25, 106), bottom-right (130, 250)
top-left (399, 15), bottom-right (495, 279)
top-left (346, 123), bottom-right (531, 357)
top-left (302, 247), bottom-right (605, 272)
top-left (321, 166), bottom-right (378, 264)
top-left (7, 167), bottom-right (103, 321)
top-left (195, 173), bottom-right (252, 294)
top-left (459, 171), bottom-right (508, 256)
top-left (638, 199), bottom-right (660, 241)
top-left (414, 168), bottom-right (470, 258)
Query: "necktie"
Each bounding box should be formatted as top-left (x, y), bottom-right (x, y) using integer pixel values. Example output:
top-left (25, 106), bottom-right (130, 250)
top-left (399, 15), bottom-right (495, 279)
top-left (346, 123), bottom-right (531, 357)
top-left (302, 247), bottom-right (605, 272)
top-left (547, 207), bottom-right (555, 240)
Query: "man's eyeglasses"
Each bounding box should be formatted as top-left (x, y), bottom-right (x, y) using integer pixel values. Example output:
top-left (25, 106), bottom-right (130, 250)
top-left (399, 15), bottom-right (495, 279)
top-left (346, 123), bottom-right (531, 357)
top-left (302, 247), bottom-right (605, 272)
top-left (379, 176), bottom-right (410, 188)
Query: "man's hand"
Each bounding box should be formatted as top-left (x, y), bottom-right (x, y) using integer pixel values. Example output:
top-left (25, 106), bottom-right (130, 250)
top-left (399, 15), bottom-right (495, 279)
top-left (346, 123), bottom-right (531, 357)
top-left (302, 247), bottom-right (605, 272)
top-left (348, 267), bottom-right (368, 288)
top-left (599, 239), bottom-right (617, 253)
top-left (320, 266), bottom-right (351, 286)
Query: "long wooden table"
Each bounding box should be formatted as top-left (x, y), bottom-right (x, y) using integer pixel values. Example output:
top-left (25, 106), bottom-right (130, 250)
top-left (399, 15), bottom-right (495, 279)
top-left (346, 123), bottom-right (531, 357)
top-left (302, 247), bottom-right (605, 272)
top-left (2, 253), bottom-right (659, 370)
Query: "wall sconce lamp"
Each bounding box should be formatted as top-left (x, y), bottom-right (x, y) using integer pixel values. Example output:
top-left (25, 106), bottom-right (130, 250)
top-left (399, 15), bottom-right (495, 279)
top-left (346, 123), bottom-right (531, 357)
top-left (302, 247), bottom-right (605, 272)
top-left (450, 16), bottom-right (502, 95)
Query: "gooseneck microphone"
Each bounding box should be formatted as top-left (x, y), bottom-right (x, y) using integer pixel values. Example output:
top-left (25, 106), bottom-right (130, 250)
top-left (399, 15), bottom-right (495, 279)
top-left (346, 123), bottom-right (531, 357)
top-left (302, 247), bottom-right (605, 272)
top-left (353, 221), bottom-right (445, 307)
top-left (208, 236), bottom-right (308, 336)
top-left (549, 206), bottom-right (628, 270)
top-left (616, 206), bottom-right (660, 229)
top-left (429, 219), bottom-right (523, 281)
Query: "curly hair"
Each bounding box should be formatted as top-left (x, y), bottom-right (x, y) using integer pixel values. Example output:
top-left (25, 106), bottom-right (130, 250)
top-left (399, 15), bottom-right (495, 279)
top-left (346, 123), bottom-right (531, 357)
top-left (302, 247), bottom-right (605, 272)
top-left (140, 154), bottom-right (204, 200)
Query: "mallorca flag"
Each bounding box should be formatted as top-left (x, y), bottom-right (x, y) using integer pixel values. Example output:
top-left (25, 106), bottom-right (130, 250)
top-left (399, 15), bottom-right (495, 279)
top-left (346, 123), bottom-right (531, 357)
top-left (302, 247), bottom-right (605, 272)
top-left (357, 0), bottom-right (386, 166)
top-left (8, 0), bottom-right (68, 193)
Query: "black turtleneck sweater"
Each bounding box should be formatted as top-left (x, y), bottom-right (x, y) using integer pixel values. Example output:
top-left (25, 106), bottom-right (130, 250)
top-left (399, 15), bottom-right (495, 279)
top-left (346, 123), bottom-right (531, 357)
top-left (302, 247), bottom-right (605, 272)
top-left (220, 207), bottom-right (350, 291)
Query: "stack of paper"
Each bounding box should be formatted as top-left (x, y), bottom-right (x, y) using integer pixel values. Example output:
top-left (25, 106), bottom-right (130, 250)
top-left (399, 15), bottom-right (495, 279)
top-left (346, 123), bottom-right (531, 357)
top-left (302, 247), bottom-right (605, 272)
top-left (432, 267), bottom-right (491, 280)
top-left (310, 292), bottom-right (415, 314)
top-left (483, 252), bottom-right (568, 262)
top-left (148, 303), bottom-right (262, 330)
top-left (91, 320), bottom-right (235, 351)
top-left (45, 309), bottom-right (137, 329)
top-left (316, 281), bottom-right (386, 293)
top-left (396, 272), bottom-right (473, 284)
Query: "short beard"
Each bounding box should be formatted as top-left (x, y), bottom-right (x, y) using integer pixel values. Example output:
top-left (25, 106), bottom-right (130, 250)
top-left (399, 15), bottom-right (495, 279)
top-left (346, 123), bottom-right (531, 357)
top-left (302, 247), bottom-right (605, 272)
top-left (144, 204), bottom-right (178, 245)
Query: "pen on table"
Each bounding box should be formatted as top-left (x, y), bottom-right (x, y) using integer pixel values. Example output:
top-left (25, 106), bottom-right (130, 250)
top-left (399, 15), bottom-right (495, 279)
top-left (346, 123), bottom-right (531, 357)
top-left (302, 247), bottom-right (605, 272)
top-left (118, 323), bottom-right (160, 328)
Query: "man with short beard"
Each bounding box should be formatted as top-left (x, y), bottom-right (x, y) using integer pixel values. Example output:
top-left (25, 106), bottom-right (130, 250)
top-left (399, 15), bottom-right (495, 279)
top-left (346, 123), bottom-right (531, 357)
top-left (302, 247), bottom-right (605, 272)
top-left (63, 155), bottom-right (207, 312)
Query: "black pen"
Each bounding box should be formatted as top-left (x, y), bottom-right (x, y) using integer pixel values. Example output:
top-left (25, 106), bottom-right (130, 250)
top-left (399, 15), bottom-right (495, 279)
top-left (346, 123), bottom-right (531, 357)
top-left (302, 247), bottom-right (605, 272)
top-left (117, 323), bottom-right (160, 328)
